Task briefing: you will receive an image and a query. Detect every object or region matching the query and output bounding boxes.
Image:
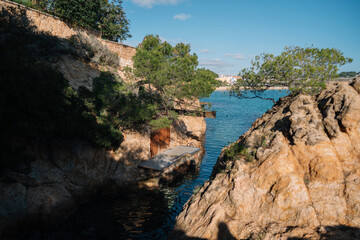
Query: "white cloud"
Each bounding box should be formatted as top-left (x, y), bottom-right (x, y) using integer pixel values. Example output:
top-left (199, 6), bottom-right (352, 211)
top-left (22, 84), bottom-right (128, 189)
top-left (132, 0), bottom-right (184, 8)
top-left (173, 13), bottom-right (191, 20)
top-left (198, 58), bottom-right (233, 69)
top-left (223, 53), bottom-right (246, 60)
top-left (200, 49), bottom-right (210, 53)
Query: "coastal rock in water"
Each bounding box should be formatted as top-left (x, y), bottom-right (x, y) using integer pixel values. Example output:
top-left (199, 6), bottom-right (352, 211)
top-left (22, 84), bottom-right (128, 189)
top-left (172, 81), bottom-right (360, 240)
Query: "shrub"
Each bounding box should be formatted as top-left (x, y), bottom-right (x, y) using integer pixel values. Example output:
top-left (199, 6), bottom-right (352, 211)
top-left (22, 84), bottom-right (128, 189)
top-left (224, 143), bottom-right (256, 162)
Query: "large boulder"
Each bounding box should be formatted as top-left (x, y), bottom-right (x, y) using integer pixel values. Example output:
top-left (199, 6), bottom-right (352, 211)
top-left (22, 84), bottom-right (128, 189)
top-left (172, 80), bottom-right (360, 239)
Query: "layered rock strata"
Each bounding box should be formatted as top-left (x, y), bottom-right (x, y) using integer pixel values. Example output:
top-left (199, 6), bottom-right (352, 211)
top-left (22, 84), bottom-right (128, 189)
top-left (172, 79), bottom-right (360, 240)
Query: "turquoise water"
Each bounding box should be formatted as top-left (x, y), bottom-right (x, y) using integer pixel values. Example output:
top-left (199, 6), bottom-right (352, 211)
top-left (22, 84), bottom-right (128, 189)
top-left (27, 90), bottom-right (288, 240)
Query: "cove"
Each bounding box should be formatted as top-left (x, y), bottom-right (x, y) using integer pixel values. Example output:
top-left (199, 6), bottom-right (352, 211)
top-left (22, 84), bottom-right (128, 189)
top-left (26, 90), bottom-right (288, 240)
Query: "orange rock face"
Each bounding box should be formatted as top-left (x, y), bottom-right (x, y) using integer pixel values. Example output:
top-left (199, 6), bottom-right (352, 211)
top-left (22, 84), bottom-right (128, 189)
top-left (172, 79), bottom-right (360, 240)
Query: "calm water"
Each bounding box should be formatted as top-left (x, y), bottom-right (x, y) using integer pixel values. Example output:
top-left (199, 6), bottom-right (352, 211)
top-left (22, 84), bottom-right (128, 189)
top-left (28, 90), bottom-right (287, 240)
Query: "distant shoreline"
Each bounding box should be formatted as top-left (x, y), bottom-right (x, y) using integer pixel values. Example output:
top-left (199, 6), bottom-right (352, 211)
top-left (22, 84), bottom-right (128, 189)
top-left (215, 86), bottom-right (289, 91)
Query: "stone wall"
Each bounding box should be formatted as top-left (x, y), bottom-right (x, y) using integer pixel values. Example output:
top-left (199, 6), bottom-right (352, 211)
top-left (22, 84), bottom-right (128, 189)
top-left (0, 0), bottom-right (136, 66)
top-left (102, 39), bottom-right (137, 62)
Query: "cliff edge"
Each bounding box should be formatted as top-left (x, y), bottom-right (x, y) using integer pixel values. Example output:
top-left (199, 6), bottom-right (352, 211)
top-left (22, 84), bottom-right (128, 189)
top-left (172, 79), bottom-right (360, 239)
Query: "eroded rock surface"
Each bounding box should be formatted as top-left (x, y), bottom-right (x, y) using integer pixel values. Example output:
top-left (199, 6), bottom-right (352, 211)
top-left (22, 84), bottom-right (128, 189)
top-left (172, 80), bottom-right (360, 240)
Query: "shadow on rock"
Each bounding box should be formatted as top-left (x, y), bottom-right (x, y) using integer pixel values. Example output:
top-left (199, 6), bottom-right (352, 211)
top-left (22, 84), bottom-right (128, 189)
top-left (320, 225), bottom-right (360, 240)
top-left (169, 222), bottom-right (237, 240)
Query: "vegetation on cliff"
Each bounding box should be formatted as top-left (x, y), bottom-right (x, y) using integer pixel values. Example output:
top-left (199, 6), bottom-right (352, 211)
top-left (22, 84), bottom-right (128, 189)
top-left (0, 7), bottom-right (218, 174)
top-left (10, 0), bottom-right (131, 41)
top-left (130, 34), bottom-right (219, 129)
top-left (69, 32), bottom-right (120, 67)
top-left (230, 46), bottom-right (352, 103)
top-left (0, 7), bottom-right (123, 173)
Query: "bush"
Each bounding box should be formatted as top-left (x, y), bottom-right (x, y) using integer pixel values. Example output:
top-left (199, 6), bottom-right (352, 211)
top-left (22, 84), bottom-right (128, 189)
top-left (224, 143), bottom-right (256, 162)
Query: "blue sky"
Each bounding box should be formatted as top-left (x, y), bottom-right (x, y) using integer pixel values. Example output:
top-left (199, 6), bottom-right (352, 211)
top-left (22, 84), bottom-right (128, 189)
top-left (122, 0), bottom-right (360, 75)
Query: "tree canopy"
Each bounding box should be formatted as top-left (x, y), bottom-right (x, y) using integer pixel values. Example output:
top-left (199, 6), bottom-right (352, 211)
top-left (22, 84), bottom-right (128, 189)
top-left (54, 0), bottom-right (100, 29)
top-left (99, 0), bottom-right (131, 41)
top-left (230, 46), bottom-right (352, 103)
top-left (131, 34), bottom-right (219, 129)
top-left (133, 35), bottom-right (219, 99)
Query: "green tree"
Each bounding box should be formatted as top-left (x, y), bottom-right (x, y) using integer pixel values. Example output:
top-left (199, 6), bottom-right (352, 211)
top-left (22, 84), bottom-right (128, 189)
top-left (19, 0), bottom-right (132, 41)
top-left (132, 35), bottom-right (219, 129)
top-left (99, 0), bottom-right (131, 41)
top-left (338, 71), bottom-right (357, 78)
top-left (85, 72), bottom-right (162, 130)
top-left (230, 46), bottom-right (352, 103)
top-left (133, 35), bottom-right (218, 99)
top-left (54, 0), bottom-right (101, 29)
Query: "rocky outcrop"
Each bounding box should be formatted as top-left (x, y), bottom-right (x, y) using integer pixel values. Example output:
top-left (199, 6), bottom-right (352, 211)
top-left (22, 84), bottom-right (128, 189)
top-left (0, 115), bottom-right (206, 237)
top-left (172, 79), bottom-right (360, 240)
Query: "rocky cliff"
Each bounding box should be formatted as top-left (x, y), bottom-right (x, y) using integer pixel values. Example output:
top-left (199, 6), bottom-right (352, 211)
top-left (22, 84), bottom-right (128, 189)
top-left (0, 115), bottom-right (206, 236)
top-left (172, 79), bottom-right (360, 240)
top-left (0, 1), bottom-right (207, 235)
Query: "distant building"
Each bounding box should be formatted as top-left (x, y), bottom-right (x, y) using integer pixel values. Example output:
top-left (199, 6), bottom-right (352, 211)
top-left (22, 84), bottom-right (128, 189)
top-left (216, 75), bottom-right (241, 85)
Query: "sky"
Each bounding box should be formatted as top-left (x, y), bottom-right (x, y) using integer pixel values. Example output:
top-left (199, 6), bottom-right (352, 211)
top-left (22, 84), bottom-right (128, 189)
top-left (122, 0), bottom-right (360, 76)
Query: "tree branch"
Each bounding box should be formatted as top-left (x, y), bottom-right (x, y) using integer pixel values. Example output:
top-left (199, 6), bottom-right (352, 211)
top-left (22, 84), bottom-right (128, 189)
top-left (235, 94), bottom-right (276, 104)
